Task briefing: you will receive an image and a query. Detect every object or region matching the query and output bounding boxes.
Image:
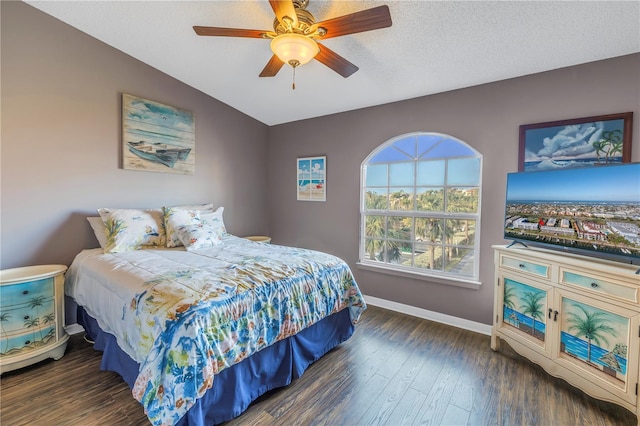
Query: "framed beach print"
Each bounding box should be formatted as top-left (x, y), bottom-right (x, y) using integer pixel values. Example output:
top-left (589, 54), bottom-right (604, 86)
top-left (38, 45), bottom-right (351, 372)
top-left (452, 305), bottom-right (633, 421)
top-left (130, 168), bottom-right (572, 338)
top-left (297, 156), bottom-right (326, 201)
top-left (518, 112), bottom-right (633, 172)
top-left (122, 94), bottom-right (195, 175)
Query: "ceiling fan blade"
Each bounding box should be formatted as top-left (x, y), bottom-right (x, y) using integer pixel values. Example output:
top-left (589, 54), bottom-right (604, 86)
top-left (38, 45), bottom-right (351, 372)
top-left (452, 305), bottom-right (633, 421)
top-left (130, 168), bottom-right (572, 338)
top-left (269, 0), bottom-right (298, 27)
top-left (314, 43), bottom-right (359, 78)
top-left (315, 5), bottom-right (392, 39)
top-left (193, 26), bottom-right (266, 38)
top-left (259, 54), bottom-right (285, 77)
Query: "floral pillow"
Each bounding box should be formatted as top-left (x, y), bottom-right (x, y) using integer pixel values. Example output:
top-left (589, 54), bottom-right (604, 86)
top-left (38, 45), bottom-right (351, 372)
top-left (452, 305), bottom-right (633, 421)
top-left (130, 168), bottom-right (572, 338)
top-left (97, 208), bottom-right (166, 253)
top-left (164, 208), bottom-right (200, 248)
top-left (165, 203), bottom-right (214, 213)
top-left (164, 205), bottom-right (225, 247)
top-left (175, 223), bottom-right (223, 251)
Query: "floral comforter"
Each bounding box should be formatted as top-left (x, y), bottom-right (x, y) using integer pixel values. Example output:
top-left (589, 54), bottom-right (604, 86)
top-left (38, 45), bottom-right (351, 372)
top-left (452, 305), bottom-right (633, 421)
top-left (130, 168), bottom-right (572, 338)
top-left (65, 236), bottom-right (365, 425)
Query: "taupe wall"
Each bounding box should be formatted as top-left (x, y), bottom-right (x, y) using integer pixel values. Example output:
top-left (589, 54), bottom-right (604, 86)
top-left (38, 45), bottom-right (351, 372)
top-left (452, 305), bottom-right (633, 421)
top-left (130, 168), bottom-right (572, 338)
top-left (1, 2), bottom-right (269, 271)
top-left (2, 2), bottom-right (639, 328)
top-left (268, 53), bottom-right (640, 325)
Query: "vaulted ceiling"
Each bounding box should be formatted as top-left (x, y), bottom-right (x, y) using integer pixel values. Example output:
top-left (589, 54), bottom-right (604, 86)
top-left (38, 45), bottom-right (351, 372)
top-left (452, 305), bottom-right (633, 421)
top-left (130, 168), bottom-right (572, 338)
top-left (25, 1), bottom-right (640, 126)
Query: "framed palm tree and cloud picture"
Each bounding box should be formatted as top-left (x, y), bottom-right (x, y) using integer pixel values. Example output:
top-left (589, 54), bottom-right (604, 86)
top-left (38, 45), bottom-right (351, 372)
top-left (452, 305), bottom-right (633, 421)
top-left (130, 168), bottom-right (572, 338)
top-left (518, 112), bottom-right (633, 172)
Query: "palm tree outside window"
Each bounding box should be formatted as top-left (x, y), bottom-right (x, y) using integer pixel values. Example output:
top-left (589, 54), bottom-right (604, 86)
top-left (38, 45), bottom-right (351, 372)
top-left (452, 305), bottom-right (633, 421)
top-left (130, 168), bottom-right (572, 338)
top-left (360, 132), bottom-right (482, 282)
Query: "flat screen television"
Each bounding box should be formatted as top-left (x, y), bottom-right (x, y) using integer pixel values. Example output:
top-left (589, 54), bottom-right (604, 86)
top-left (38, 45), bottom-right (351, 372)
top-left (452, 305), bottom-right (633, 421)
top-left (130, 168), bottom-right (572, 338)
top-left (503, 162), bottom-right (640, 266)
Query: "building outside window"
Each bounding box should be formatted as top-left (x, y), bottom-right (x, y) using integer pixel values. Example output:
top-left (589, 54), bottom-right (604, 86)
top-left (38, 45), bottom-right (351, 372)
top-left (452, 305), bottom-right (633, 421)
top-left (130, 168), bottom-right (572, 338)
top-left (360, 132), bottom-right (482, 283)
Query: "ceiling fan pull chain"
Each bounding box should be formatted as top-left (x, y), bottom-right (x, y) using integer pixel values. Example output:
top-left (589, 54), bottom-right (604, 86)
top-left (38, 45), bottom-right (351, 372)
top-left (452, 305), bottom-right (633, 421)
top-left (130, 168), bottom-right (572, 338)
top-left (292, 66), bottom-right (296, 90)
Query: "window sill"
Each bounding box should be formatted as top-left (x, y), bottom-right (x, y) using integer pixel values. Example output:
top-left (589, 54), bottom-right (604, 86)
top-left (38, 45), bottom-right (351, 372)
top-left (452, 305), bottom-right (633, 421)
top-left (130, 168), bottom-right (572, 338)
top-left (356, 262), bottom-right (482, 289)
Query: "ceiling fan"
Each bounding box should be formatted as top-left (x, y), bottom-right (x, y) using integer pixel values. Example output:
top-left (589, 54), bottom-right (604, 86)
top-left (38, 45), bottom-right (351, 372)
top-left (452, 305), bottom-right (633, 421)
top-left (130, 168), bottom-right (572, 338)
top-left (193, 0), bottom-right (392, 86)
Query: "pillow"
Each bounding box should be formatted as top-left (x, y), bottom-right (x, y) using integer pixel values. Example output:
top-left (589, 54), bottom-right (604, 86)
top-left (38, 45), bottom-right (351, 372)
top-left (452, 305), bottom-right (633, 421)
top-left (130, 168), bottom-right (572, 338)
top-left (163, 205), bottom-right (225, 247)
top-left (97, 208), bottom-right (166, 253)
top-left (165, 203), bottom-right (214, 212)
top-left (86, 217), bottom-right (108, 249)
top-left (175, 223), bottom-right (223, 251)
top-left (164, 208), bottom-right (201, 248)
top-left (200, 207), bottom-right (226, 236)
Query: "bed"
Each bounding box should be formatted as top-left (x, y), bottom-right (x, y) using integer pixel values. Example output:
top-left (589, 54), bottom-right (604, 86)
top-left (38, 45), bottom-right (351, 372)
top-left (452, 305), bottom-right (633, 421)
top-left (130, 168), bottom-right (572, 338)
top-left (65, 233), bottom-right (365, 426)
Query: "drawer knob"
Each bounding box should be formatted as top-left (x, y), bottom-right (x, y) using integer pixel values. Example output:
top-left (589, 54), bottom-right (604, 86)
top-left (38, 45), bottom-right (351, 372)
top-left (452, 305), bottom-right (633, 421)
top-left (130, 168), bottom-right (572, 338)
top-left (23, 315), bottom-right (30, 320)
top-left (590, 282), bottom-right (599, 288)
top-left (518, 264), bottom-right (525, 268)
top-left (22, 290), bottom-right (29, 295)
top-left (24, 340), bottom-right (31, 345)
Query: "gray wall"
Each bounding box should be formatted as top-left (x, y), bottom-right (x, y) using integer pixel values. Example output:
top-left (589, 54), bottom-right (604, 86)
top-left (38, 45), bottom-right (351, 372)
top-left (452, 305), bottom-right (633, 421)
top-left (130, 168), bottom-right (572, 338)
top-left (2, 2), bottom-right (639, 327)
top-left (1, 1), bottom-right (270, 271)
top-left (268, 54), bottom-right (640, 325)
top-left (1, 2), bottom-right (270, 324)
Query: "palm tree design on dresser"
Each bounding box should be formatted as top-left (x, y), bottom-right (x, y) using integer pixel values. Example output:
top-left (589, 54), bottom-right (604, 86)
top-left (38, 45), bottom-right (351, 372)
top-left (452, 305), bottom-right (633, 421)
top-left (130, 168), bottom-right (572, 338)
top-left (520, 291), bottom-right (545, 339)
top-left (566, 303), bottom-right (617, 364)
top-left (0, 312), bottom-right (10, 353)
top-left (28, 296), bottom-right (46, 341)
top-left (502, 282), bottom-right (518, 327)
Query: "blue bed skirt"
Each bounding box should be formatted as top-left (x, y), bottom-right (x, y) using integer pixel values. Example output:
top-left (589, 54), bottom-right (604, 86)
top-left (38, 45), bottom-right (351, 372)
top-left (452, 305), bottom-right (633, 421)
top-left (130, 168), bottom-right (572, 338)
top-left (78, 307), bottom-right (355, 425)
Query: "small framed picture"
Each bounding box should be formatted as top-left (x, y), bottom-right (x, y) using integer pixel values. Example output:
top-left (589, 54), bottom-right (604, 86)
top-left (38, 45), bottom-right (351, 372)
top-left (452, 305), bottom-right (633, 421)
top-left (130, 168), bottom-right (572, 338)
top-left (518, 112), bottom-right (633, 172)
top-left (297, 156), bottom-right (326, 201)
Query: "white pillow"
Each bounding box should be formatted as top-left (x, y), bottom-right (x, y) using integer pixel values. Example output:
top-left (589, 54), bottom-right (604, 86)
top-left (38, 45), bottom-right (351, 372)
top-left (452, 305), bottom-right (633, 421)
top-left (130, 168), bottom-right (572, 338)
top-left (86, 217), bottom-right (108, 249)
top-left (163, 205), bottom-right (225, 247)
top-left (176, 223), bottom-right (223, 251)
top-left (97, 208), bottom-right (166, 253)
top-left (164, 208), bottom-right (200, 248)
top-left (165, 203), bottom-right (214, 212)
top-left (200, 207), bottom-right (226, 235)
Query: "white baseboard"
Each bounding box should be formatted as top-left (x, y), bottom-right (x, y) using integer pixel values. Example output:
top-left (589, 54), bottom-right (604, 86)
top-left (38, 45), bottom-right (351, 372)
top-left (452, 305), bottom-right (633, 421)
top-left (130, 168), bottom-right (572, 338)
top-left (363, 295), bottom-right (492, 336)
top-left (65, 323), bottom-right (85, 335)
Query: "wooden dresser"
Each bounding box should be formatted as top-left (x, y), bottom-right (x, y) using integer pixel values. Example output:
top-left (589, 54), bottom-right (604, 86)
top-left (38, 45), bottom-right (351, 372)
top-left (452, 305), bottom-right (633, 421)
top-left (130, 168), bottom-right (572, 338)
top-left (491, 245), bottom-right (639, 424)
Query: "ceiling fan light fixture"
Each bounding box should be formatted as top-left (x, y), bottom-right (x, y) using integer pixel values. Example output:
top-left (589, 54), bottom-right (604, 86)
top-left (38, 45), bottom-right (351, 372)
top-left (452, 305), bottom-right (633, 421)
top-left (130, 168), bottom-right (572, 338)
top-left (270, 33), bottom-right (319, 67)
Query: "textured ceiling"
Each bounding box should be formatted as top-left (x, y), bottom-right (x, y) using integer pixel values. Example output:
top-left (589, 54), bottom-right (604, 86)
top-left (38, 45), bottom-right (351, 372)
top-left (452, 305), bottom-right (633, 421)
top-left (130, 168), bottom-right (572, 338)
top-left (25, 1), bottom-right (640, 126)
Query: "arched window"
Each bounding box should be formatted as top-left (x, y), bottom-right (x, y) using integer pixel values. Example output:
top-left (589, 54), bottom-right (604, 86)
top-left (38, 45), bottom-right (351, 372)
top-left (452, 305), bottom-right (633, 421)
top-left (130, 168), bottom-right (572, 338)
top-left (360, 132), bottom-right (482, 283)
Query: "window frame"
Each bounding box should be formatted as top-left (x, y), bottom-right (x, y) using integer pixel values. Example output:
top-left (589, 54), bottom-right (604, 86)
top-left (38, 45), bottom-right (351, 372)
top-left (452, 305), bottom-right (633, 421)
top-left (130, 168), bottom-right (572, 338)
top-left (358, 132), bottom-right (483, 286)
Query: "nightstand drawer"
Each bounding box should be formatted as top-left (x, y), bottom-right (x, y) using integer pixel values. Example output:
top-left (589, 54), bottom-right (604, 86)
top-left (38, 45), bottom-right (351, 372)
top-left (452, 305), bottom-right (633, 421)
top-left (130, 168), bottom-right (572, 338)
top-left (560, 269), bottom-right (638, 304)
top-left (499, 254), bottom-right (551, 280)
top-left (1, 299), bottom-right (56, 334)
top-left (0, 278), bottom-right (54, 304)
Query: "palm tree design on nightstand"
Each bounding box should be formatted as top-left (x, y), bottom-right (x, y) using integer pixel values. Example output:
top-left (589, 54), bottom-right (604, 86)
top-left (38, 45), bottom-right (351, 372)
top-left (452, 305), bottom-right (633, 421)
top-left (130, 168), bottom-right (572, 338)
top-left (24, 317), bottom-right (40, 346)
top-left (28, 296), bottom-right (46, 342)
top-left (0, 312), bottom-right (10, 353)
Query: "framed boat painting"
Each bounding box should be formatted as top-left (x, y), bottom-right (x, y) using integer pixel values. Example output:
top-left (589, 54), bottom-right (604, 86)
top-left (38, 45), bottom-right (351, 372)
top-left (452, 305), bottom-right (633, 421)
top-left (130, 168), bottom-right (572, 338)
top-left (297, 156), bottom-right (326, 201)
top-left (518, 112), bottom-right (633, 172)
top-left (122, 94), bottom-right (195, 175)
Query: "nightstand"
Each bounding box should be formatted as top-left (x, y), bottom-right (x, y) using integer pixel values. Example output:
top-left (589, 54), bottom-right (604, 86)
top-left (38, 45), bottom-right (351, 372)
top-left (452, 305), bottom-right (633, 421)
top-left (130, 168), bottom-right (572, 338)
top-left (0, 265), bottom-right (69, 374)
top-left (244, 235), bottom-right (271, 243)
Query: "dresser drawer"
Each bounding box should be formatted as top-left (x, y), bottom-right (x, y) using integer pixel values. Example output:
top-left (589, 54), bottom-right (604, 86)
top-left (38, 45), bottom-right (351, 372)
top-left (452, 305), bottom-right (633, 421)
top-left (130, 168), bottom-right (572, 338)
top-left (499, 254), bottom-right (551, 280)
top-left (560, 269), bottom-right (638, 304)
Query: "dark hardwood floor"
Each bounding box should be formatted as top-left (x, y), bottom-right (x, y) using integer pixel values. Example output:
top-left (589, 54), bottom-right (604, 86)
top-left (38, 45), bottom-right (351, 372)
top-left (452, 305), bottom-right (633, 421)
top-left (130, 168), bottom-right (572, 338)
top-left (1, 306), bottom-right (636, 425)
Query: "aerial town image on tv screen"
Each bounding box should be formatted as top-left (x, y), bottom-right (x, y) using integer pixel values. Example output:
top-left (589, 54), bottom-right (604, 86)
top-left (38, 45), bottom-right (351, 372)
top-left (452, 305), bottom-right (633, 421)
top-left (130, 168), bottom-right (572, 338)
top-left (504, 165), bottom-right (640, 262)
